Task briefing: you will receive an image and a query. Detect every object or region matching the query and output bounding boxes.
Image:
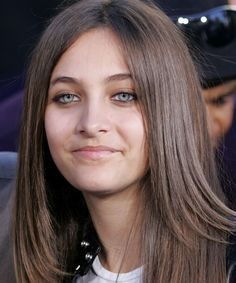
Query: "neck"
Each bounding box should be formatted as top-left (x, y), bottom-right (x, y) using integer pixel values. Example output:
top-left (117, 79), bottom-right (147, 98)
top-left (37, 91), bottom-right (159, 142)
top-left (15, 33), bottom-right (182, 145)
top-left (83, 187), bottom-right (142, 273)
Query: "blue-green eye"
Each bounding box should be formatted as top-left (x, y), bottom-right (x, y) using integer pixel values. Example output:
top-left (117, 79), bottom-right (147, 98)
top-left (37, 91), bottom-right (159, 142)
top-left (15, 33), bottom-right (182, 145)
top-left (112, 92), bottom-right (137, 102)
top-left (54, 93), bottom-right (79, 104)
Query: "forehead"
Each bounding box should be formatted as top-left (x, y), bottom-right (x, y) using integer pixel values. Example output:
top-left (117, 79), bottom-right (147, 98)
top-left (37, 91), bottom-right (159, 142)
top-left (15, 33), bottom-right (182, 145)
top-left (51, 28), bottom-right (129, 81)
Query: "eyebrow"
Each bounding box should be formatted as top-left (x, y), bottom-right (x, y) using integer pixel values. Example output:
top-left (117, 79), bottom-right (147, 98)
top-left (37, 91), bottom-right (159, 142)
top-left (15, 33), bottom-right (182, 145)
top-left (105, 73), bottom-right (132, 82)
top-left (50, 73), bottom-right (132, 87)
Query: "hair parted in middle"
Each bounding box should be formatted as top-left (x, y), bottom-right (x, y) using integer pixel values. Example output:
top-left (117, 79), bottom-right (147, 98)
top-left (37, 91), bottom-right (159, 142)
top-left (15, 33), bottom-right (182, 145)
top-left (14, 0), bottom-right (236, 282)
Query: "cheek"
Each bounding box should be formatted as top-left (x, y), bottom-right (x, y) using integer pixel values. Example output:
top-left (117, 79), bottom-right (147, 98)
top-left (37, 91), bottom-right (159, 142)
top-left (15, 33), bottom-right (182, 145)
top-left (118, 111), bottom-right (145, 150)
top-left (214, 102), bottom-right (234, 136)
top-left (220, 100), bottom-right (234, 131)
top-left (206, 105), bottom-right (222, 144)
top-left (44, 107), bottom-right (73, 152)
top-left (45, 109), bottom-right (59, 147)
top-left (206, 101), bottom-right (234, 144)
top-left (119, 111), bottom-right (147, 173)
top-left (205, 106), bottom-right (212, 129)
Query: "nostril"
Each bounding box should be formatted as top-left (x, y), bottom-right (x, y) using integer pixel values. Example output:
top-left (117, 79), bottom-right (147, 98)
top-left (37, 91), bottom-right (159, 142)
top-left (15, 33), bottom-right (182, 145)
top-left (76, 119), bottom-right (110, 137)
top-left (75, 103), bottom-right (111, 136)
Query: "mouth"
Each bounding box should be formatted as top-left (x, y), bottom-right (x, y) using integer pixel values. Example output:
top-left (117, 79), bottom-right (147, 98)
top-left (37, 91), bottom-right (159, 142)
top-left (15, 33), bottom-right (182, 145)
top-left (72, 146), bottom-right (121, 160)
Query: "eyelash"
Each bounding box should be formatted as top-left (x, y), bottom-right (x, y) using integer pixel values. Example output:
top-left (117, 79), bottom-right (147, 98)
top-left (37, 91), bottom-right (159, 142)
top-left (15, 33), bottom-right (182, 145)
top-left (52, 93), bottom-right (80, 104)
top-left (111, 92), bottom-right (137, 103)
top-left (208, 94), bottom-right (232, 106)
top-left (52, 92), bottom-right (137, 104)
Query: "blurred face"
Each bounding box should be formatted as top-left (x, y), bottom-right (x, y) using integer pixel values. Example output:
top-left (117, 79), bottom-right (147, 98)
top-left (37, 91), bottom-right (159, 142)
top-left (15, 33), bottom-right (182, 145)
top-left (45, 28), bottom-right (146, 196)
top-left (203, 80), bottom-right (235, 147)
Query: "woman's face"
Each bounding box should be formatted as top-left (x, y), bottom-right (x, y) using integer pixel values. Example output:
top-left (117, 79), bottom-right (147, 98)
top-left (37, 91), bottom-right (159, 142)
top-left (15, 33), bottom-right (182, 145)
top-left (203, 80), bottom-right (235, 147)
top-left (45, 28), bottom-right (146, 196)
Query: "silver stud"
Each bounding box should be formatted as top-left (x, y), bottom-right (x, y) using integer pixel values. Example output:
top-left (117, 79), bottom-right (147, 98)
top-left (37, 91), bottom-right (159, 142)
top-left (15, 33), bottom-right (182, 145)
top-left (85, 253), bottom-right (93, 261)
top-left (81, 241), bottom-right (90, 247)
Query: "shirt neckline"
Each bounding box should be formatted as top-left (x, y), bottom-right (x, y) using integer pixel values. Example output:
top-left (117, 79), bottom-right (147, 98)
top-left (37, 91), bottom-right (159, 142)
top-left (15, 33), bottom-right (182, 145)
top-left (92, 256), bottom-right (143, 281)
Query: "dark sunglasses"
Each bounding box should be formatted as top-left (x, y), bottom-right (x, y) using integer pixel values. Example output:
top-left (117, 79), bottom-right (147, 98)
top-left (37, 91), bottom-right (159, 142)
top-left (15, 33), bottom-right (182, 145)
top-left (171, 5), bottom-right (236, 48)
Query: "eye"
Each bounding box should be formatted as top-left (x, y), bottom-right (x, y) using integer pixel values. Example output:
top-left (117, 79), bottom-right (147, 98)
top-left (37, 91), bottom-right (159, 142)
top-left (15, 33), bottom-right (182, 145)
top-left (53, 93), bottom-right (80, 104)
top-left (209, 95), bottom-right (230, 106)
top-left (112, 92), bottom-right (137, 102)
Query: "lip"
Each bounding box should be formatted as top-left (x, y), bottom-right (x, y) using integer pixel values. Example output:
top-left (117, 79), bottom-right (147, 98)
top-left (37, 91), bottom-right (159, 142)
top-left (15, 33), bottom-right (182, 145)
top-left (72, 146), bottom-right (120, 160)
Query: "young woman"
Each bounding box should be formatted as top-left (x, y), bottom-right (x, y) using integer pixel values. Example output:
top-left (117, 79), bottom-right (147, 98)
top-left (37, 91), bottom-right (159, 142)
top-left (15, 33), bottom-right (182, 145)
top-left (13, 0), bottom-right (236, 282)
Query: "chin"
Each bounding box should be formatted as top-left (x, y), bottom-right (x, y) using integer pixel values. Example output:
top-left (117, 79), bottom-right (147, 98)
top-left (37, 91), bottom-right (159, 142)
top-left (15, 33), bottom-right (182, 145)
top-left (72, 177), bottom-right (139, 198)
top-left (81, 187), bottom-right (119, 197)
top-left (70, 176), bottom-right (119, 194)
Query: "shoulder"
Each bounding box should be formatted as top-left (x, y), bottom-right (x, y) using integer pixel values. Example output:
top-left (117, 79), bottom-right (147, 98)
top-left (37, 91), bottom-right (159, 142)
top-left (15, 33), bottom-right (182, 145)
top-left (0, 151), bottom-right (17, 224)
top-left (0, 152), bottom-right (17, 208)
top-left (0, 151), bottom-right (17, 180)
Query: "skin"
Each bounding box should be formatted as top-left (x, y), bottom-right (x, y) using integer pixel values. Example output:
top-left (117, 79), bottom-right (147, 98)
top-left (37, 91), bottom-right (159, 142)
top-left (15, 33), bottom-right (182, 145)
top-left (203, 80), bottom-right (235, 147)
top-left (45, 28), bottom-right (146, 272)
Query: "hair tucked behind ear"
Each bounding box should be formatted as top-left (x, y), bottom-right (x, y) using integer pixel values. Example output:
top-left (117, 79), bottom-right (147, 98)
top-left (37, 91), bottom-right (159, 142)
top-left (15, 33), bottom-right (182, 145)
top-left (13, 0), bottom-right (236, 282)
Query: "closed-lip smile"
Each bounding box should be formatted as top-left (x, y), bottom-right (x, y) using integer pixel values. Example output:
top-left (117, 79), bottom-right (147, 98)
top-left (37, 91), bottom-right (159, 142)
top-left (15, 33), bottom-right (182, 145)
top-left (73, 146), bottom-right (121, 160)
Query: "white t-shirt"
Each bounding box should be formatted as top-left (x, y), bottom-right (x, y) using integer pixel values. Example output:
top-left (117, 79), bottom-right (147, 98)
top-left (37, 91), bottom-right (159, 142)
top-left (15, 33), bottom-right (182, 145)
top-left (76, 256), bottom-right (143, 283)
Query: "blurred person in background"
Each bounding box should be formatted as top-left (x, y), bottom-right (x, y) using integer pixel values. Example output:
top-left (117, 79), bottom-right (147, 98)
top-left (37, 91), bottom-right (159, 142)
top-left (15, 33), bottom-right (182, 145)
top-left (156, 0), bottom-right (236, 209)
top-left (156, 1), bottom-right (236, 142)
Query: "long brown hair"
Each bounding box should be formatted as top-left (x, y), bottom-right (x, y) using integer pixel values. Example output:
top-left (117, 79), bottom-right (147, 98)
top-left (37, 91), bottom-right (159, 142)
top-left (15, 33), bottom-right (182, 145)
top-left (13, 0), bottom-right (236, 282)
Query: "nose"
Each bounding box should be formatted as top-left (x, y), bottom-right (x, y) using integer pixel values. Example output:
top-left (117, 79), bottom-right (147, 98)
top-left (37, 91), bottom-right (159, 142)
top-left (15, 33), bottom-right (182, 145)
top-left (76, 99), bottom-right (111, 137)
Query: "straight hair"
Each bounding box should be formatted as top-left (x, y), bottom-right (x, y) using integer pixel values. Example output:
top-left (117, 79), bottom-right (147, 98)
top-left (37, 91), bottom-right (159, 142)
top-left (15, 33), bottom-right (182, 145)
top-left (13, 0), bottom-right (236, 282)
